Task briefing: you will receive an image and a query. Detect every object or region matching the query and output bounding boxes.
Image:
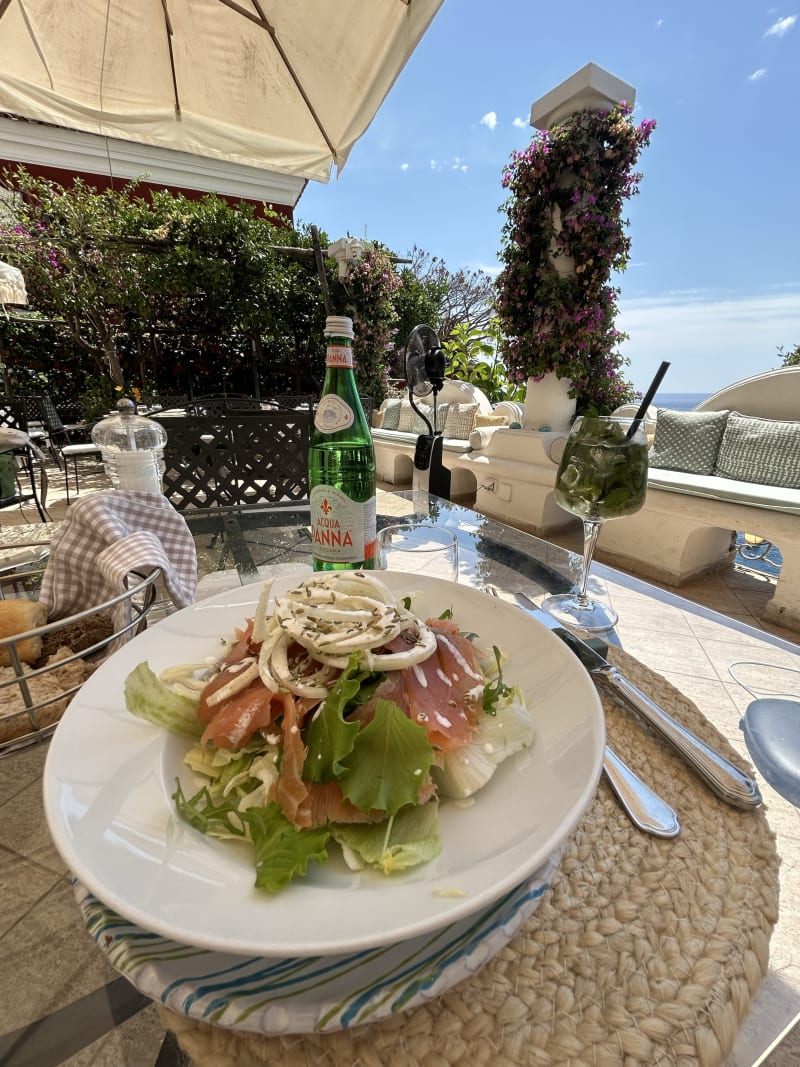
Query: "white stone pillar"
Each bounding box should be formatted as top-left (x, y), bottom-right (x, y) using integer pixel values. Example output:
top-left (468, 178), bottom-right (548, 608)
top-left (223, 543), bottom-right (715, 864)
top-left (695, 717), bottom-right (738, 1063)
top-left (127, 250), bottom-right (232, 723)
top-left (521, 64), bottom-right (637, 432)
top-left (530, 62), bottom-right (635, 131)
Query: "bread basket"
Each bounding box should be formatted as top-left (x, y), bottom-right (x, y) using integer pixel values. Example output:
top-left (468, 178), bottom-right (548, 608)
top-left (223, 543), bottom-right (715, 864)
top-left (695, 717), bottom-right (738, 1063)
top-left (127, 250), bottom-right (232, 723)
top-left (0, 566), bottom-right (161, 756)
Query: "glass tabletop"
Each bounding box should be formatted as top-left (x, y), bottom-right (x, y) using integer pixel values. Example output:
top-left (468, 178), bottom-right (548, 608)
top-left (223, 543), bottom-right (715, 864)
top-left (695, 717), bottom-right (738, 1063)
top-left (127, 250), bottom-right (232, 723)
top-left (183, 491), bottom-right (582, 604)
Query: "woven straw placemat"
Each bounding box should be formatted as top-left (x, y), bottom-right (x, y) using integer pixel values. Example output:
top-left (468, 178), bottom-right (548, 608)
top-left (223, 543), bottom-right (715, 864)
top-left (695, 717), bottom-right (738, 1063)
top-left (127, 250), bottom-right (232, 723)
top-left (162, 647), bottom-right (779, 1067)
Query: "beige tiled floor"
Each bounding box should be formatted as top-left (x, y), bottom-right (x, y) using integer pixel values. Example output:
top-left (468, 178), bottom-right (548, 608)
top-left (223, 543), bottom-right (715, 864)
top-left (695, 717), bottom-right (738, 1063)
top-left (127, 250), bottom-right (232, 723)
top-left (1, 464), bottom-right (798, 1064)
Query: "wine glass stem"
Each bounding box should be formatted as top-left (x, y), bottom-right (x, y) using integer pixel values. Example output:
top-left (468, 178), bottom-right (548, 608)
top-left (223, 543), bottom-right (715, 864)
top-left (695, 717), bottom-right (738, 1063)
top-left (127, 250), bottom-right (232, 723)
top-left (576, 520), bottom-right (603, 604)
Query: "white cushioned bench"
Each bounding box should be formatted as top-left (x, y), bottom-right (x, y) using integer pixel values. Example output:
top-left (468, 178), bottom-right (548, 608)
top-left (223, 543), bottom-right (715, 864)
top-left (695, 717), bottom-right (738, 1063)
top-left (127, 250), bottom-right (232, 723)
top-left (372, 381), bottom-right (502, 498)
top-left (597, 367), bottom-right (800, 632)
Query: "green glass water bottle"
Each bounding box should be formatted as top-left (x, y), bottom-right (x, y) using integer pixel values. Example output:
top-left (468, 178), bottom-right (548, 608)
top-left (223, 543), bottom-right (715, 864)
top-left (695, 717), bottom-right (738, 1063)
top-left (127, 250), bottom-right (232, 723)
top-left (309, 315), bottom-right (377, 570)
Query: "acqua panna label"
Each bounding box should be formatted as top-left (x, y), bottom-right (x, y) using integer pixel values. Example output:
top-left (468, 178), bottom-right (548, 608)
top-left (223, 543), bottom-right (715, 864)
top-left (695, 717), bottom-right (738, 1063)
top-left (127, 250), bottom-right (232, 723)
top-left (310, 485), bottom-right (376, 564)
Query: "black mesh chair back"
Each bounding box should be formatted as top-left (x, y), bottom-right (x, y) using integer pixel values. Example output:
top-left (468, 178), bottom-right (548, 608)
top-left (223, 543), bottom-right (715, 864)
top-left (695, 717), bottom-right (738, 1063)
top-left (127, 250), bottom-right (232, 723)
top-left (2, 398), bottom-right (50, 450)
top-left (271, 394), bottom-right (316, 411)
top-left (154, 409), bottom-right (311, 511)
top-left (186, 395), bottom-right (262, 417)
top-left (22, 394), bottom-right (71, 452)
top-left (150, 394), bottom-right (189, 412)
top-left (223, 397), bottom-right (263, 413)
top-left (19, 393), bottom-right (101, 501)
top-left (0, 399), bottom-right (27, 432)
top-left (0, 399), bottom-right (48, 519)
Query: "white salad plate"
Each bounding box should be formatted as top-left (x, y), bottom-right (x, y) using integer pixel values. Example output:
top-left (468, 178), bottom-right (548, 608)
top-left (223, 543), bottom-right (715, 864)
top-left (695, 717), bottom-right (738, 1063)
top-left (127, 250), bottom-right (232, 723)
top-left (44, 573), bottom-right (605, 959)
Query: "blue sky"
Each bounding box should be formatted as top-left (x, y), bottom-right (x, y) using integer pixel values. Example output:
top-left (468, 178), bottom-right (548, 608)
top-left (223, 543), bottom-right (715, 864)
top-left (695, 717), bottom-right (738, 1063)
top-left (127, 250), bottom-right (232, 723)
top-left (298, 0), bottom-right (800, 395)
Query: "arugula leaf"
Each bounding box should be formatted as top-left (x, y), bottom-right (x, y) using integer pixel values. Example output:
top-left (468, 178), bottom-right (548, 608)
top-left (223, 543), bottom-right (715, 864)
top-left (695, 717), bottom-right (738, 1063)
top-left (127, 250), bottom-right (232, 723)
top-left (340, 699), bottom-right (435, 816)
top-left (242, 803), bottom-right (330, 893)
top-left (482, 646), bottom-right (512, 715)
top-left (125, 662), bottom-right (203, 739)
top-left (304, 654), bottom-right (385, 783)
top-left (331, 801), bottom-right (441, 874)
top-left (173, 780), bottom-right (247, 839)
top-left (438, 607), bottom-right (454, 620)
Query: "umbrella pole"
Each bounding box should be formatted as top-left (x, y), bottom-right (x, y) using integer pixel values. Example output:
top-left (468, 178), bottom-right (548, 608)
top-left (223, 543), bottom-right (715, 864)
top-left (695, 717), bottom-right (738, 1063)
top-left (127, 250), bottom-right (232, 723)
top-left (0, 334), bottom-right (13, 399)
top-left (310, 225), bottom-right (332, 316)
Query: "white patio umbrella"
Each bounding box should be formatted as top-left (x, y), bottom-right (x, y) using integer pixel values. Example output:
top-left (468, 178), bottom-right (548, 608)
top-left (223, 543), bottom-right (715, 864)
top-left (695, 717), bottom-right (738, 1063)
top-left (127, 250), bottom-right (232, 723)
top-left (0, 259), bottom-right (27, 305)
top-left (0, 0), bottom-right (443, 183)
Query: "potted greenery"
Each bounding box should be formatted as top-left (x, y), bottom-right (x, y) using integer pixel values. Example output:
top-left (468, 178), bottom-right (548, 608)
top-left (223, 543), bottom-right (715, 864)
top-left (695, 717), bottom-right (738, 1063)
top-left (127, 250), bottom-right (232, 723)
top-left (496, 100), bottom-right (655, 425)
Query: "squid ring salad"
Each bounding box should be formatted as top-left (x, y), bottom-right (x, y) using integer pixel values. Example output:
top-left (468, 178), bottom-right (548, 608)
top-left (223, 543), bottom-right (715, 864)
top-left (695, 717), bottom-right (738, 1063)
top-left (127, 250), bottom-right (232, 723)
top-left (254, 572), bottom-right (438, 700)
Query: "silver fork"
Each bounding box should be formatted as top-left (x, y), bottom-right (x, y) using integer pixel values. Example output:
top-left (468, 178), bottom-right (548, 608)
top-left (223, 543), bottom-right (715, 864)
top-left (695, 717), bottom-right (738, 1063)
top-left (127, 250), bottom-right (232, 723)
top-left (484, 584), bottom-right (680, 838)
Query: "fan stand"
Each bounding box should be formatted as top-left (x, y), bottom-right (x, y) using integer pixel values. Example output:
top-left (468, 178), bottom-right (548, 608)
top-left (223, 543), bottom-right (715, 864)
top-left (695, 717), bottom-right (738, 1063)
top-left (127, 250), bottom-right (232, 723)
top-left (403, 323), bottom-right (452, 501)
top-left (409, 388), bottom-right (451, 500)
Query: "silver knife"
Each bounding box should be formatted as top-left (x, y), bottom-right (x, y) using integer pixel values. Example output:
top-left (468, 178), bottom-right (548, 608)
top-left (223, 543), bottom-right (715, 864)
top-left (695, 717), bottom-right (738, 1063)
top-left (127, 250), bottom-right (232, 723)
top-left (484, 585), bottom-right (679, 836)
top-left (514, 591), bottom-right (762, 810)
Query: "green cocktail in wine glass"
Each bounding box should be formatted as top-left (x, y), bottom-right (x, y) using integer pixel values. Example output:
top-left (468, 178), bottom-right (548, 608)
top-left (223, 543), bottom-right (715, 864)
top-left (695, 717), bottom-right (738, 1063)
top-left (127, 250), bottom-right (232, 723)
top-left (542, 415), bottom-right (649, 632)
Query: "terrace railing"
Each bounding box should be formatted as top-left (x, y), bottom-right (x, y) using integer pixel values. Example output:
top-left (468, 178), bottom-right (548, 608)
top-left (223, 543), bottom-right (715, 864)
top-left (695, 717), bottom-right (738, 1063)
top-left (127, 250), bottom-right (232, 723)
top-left (154, 409), bottom-right (311, 511)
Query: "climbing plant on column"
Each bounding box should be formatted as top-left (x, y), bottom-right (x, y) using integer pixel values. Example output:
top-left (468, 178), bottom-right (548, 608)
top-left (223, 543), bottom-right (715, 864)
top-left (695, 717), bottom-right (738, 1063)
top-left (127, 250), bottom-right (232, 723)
top-left (496, 102), bottom-right (656, 414)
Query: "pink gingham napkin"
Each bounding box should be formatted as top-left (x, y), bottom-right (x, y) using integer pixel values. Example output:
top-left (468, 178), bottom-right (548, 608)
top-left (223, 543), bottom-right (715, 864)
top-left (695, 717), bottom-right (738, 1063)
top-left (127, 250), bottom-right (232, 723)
top-left (39, 491), bottom-right (197, 633)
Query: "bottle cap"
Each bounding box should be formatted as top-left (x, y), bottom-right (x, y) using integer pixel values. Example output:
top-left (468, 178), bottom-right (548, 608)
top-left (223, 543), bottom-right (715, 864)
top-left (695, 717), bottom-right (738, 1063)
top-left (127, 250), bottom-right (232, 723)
top-left (324, 315), bottom-right (354, 340)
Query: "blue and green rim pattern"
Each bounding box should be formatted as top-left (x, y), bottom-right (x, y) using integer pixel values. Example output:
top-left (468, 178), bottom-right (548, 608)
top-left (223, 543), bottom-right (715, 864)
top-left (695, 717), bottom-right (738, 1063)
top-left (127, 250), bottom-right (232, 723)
top-left (75, 852), bottom-right (559, 1035)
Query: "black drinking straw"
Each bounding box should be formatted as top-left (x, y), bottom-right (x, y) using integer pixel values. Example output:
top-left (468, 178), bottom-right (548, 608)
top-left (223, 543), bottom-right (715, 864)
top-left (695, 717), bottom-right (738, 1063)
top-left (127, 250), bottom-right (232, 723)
top-left (626, 360), bottom-right (671, 438)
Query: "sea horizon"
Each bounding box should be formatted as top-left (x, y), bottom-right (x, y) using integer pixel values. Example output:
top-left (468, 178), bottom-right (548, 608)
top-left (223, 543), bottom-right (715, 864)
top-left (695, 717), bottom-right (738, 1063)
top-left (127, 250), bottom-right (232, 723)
top-left (652, 391), bottom-right (711, 411)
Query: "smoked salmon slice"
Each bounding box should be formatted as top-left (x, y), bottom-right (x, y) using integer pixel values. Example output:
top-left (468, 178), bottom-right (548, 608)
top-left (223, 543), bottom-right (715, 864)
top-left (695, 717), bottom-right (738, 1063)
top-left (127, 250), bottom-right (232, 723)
top-left (200, 678), bottom-right (277, 748)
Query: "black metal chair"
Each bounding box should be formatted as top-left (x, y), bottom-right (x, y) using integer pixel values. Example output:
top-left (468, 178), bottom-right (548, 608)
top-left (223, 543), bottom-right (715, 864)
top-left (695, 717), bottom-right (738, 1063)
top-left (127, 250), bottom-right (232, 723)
top-left (154, 409), bottom-right (311, 511)
top-left (271, 394), bottom-right (316, 411)
top-left (186, 395), bottom-right (263, 417)
top-left (0, 400), bottom-right (48, 520)
top-left (22, 394), bottom-right (103, 503)
top-left (146, 393), bottom-right (189, 413)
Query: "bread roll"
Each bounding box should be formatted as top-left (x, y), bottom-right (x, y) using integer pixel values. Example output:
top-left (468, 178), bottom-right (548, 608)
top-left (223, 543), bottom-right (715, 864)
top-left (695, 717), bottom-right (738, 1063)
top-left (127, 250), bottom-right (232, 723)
top-left (0, 598), bottom-right (48, 666)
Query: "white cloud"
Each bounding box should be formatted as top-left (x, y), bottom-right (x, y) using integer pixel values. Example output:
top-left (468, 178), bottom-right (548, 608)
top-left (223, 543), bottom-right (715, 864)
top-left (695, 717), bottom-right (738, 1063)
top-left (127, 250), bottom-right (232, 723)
top-left (466, 260), bottom-right (502, 278)
top-left (656, 18), bottom-right (663, 28)
top-left (429, 157), bottom-right (468, 174)
top-left (764, 14), bottom-right (796, 36)
top-left (512, 116), bottom-right (528, 128)
top-left (748, 68), bottom-right (768, 80)
top-left (400, 162), bottom-right (409, 172)
top-left (617, 288), bottom-right (800, 392)
top-left (480, 111), bottom-right (498, 131)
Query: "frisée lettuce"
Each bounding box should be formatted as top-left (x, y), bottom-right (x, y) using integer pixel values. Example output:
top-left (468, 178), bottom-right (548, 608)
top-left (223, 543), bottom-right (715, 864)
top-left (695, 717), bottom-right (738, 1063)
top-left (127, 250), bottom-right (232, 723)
top-left (123, 572), bottom-right (535, 894)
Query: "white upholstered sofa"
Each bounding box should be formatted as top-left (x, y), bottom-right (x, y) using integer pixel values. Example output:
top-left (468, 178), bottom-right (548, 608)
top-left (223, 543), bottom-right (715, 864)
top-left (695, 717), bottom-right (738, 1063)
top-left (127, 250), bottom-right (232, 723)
top-left (372, 368), bottom-right (800, 632)
top-left (372, 381), bottom-right (572, 520)
top-left (597, 367), bottom-right (800, 631)
top-left (372, 381), bottom-right (497, 499)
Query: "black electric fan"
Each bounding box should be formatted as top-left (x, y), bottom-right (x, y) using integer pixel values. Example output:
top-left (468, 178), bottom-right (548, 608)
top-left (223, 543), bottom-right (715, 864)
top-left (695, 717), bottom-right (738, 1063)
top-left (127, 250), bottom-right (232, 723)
top-left (403, 324), bottom-right (451, 499)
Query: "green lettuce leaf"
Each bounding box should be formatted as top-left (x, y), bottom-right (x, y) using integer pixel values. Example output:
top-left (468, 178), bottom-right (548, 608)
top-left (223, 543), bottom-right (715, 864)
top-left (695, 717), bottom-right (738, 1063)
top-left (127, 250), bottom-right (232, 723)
top-left (185, 741), bottom-right (271, 788)
top-left (331, 802), bottom-right (442, 874)
top-left (182, 744), bottom-right (280, 818)
top-left (340, 699), bottom-right (434, 816)
top-left (304, 654), bottom-right (385, 783)
top-left (174, 784), bottom-right (329, 893)
top-left (125, 662), bottom-right (203, 739)
top-left (242, 803), bottom-right (330, 893)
